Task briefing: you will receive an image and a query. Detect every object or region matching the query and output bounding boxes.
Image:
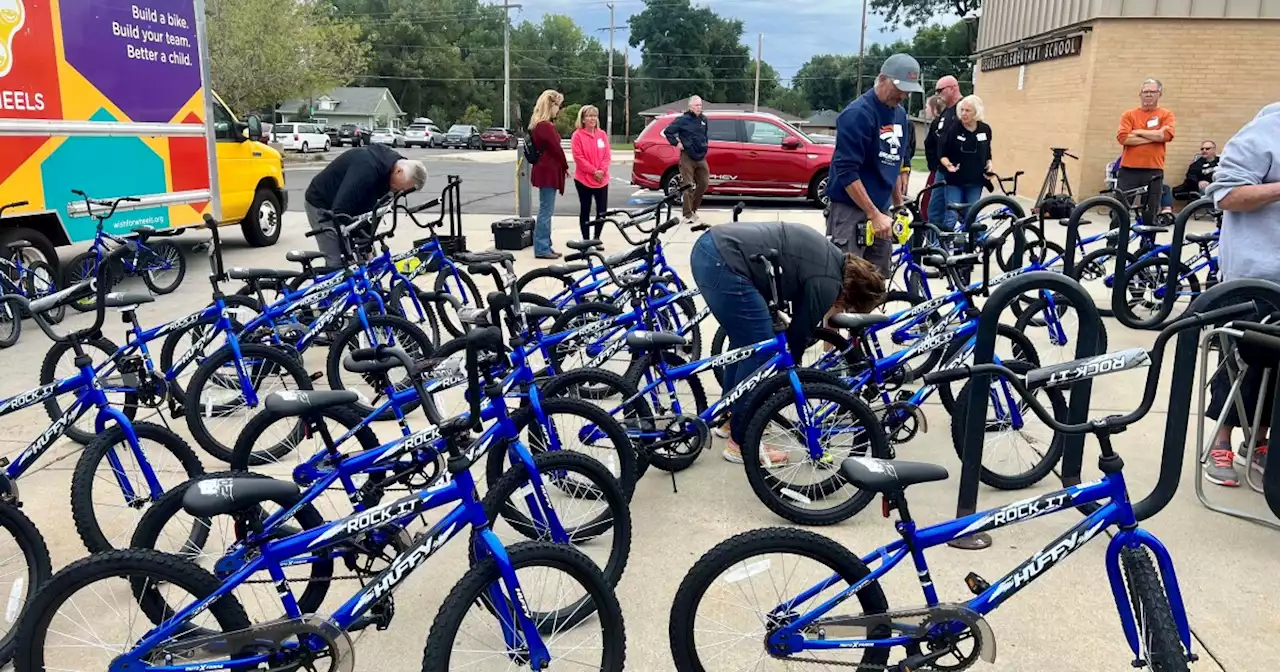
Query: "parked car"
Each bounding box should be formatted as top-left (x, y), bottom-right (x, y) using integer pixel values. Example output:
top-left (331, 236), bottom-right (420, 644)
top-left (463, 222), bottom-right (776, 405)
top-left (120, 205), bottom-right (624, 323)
top-left (404, 123), bottom-right (443, 148)
top-left (274, 122), bottom-right (331, 152)
top-left (808, 133), bottom-right (836, 145)
top-left (370, 128), bottom-right (405, 147)
top-left (323, 126), bottom-right (340, 145)
top-left (442, 124), bottom-right (482, 149)
top-left (480, 127), bottom-right (518, 150)
top-left (338, 123), bottom-right (369, 147)
top-left (631, 111), bottom-right (835, 207)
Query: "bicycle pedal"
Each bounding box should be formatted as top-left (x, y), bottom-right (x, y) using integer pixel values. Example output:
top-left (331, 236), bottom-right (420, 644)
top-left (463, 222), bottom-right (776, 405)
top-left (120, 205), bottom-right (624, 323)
top-left (964, 572), bottom-right (990, 596)
top-left (894, 390), bottom-right (914, 403)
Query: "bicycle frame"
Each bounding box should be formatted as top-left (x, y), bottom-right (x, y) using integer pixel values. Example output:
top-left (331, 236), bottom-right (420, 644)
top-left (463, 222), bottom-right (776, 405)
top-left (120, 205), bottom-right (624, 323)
top-left (762, 471), bottom-right (1192, 662)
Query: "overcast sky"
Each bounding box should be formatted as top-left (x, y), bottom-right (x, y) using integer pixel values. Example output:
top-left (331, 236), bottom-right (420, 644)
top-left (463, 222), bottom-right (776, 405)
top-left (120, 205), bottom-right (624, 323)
top-left (518, 0), bottom-right (922, 81)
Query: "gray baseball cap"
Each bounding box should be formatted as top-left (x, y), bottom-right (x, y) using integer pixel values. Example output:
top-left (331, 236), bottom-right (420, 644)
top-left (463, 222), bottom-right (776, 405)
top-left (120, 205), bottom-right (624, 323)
top-left (880, 53), bottom-right (924, 93)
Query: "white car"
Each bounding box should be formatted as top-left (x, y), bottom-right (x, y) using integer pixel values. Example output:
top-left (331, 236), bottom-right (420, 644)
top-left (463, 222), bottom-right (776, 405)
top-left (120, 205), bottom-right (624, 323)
top-left (273, 123), bottom-right (330, 152)
top-left (370, 128), bottom-right (405, 147)
top-left (404, 123), bottom-right (443, 148)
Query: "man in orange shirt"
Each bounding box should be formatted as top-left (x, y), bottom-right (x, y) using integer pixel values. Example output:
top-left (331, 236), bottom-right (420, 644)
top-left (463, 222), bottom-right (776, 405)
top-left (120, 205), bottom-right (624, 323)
top-left (1115, 78), bottom-right (1175, 228)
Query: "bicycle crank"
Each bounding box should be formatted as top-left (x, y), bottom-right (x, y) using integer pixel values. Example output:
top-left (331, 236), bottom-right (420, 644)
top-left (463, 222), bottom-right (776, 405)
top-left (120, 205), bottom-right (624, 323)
top-left (148, 614), bottom-right (355, 672)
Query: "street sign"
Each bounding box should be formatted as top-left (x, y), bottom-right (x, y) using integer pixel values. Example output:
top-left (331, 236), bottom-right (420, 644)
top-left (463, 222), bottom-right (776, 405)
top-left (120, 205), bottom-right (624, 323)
top-left (604, 87), bottom-right (614, 101)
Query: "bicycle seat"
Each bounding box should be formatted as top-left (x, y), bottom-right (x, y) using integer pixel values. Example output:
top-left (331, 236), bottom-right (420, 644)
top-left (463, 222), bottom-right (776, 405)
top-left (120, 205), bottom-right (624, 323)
top-left (545, 263), bottom-right (589, 278)
top-left (132, 225), bottom-right (157, 239)
top-left (828, 313), bottom-right (893, 332)
top-left (839, 457), bottom-right (949, 494)
top-left (1132, 225), bottom-right (1169, 236)
top-left (923, 251), bottom-right (980, 269)
top-left (625, 330), bottom-right (689, 350)
top-left (566, 239), bottom-right (602, 251)
top-left (228, 267), bottom-right (303, 281)
top-left (102, 291), bottom-right (155, 309)
top-left (455, 251), bottom-right (514, 264)
top-left (1186, 232), bottom-right (1218, 244)
top-left (263, 389), bottom-right (360, 418)
top-left (285, 250), bottom-right (327, 264)
top-left (182, 475), bottom-right (302, 518)
top-left (343, 346), bottom-right (426, 376)
top-left (946, 202), bottom-right (973, 213)
top-left (523, 304), bottom-right (562, 320)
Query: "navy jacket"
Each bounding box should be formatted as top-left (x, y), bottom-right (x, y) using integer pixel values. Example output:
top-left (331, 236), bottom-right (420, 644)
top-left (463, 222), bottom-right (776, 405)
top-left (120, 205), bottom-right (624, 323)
top-left (306, 143), bottom-right (403, 215)
top-left (825, 89), bottom-right (908, 212)
top-left (663, 111), bottom-right (709, 161)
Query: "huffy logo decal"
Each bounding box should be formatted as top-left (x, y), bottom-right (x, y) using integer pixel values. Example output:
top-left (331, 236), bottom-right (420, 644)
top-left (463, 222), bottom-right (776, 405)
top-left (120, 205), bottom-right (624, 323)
top-left (0, 0), bottom-right (25, 78)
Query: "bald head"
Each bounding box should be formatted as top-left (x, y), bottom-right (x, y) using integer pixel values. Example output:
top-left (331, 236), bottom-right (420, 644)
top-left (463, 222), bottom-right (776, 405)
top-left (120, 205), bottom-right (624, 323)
top-left (935, 75), bottom-right (961, 106)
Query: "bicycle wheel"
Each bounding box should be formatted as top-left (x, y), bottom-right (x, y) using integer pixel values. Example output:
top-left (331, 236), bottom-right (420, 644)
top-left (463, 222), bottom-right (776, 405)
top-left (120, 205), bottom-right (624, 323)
top-left (0, 502), bottom-right (51, 667)
top-left (670, 527), bottom-right (891, 671)
top-left (869, 290), bottom-right (945, 381)
top-left (62, 251), bottom-right (116, 313)
top-left (131, 471), bottom-right (333, 620)
top-left (386, 281), bottom-right (442, 347)
top-left (547, 301), bottom-right (628, 394)
top-left (12, 549), bottom-right (251, 672)
top-left (158, 296), bottom-right (260, 408)
top-left (184, 343), bottom-right (314, 463)
top-left (1072, 246), bottom-right (1120, 317)
top-left (0, 297), bottom-right (21, 348)
top-left (141, 241), bottom-right (186, 294)
top-left (936, 323), bottom-right (1041, 413)
top-left (515, 264), bottom-right (576, 302)
top-left (1121, 546), bottom-right (1190, 672)
top-left (1014, 293), bottom-right (1108, 367)
top-left (994, 223), bottom-right (1046, 272)
top-left (324, 313), bottom-right (434, 420)
top-left (741, 383), bottom-right (889, 526)
top-left (622, 351), bottom-right (708, 473)
top-left (949, 360), bottom-right (1067, 490)
top-left (485, 396), bottom-right (638, 499)
top-left (70, 421), bottom-right (205, 553)
top-left (23, 260), bottom-right (64, 324)
top-left (433, 265), bottom-right (484, 337)
top-left (712, 327), bottom-right (855, 385)
top-left (229, 404), bottom-right (381, 473)
top-left (422, 542), bottom-right (626, 671)
top-left (478, 451), bottom-right (631, 627)
top-left (539, 367), bottom-right (654, 475)
top-left (1122, 256), bottom-right (1200, 327)
top-left (39, 336), bottom-right (139, 445)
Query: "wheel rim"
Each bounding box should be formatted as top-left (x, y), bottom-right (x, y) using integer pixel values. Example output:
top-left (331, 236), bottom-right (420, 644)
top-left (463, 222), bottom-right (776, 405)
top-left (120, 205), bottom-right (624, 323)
top-left (257, 200), bottom-right (279, 237)
top-left (666, 174), bottom-right (683, 201)
top-left (818, 176), bottom-right (830, 205)
top-left (147, 245), bottom-right (183, 288)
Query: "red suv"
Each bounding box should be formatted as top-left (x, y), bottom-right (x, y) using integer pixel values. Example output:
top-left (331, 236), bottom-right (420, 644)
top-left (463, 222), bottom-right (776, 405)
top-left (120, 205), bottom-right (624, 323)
top-left (631, 111), bottom-right (835, 207)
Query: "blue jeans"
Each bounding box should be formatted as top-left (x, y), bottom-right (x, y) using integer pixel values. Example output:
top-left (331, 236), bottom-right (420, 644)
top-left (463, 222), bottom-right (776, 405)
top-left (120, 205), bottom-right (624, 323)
top-left (690, 234), bottom-right (774, 444)
top-left (535, 187), bottom-right (557, 255)
top-left (944, 183), bottom-right (983, 231)
top-left (927, 170), bottom-right (948, 226)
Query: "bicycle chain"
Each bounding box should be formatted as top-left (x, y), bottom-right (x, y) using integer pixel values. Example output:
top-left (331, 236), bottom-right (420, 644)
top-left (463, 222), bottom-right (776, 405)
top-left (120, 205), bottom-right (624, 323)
top-left (771, 604), bottom-right (980, 671)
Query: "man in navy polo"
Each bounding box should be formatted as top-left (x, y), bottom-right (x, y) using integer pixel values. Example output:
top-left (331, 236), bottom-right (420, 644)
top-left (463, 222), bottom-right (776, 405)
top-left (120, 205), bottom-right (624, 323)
top-left (825, 53), bottom-right (922, 278)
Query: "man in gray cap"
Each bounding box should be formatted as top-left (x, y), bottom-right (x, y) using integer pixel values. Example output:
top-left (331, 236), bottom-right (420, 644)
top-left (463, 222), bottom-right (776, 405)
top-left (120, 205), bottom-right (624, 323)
top-left (825, 53), bottom-right (922, 279)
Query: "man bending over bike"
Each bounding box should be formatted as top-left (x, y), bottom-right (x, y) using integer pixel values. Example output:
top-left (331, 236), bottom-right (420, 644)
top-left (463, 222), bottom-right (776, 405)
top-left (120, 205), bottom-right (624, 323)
top-left (691, 220), bottom-right (884, 464)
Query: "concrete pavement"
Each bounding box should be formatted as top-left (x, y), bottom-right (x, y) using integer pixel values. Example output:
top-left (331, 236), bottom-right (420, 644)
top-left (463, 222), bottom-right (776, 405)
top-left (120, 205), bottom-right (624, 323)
top-left (0, 206), bottom-right (1273, 672)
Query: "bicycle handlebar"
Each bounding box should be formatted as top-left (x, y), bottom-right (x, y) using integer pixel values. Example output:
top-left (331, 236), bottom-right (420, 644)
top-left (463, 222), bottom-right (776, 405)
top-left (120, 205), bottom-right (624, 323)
top-left (923, 302), bottom-right (1259, 434)
top-left (6, 243), bottom-right (132, 343)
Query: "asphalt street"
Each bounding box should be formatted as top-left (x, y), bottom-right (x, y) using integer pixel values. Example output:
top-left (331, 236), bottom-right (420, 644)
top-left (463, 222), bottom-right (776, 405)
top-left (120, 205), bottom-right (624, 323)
top-left (283, 144), bottom-right (825, 216)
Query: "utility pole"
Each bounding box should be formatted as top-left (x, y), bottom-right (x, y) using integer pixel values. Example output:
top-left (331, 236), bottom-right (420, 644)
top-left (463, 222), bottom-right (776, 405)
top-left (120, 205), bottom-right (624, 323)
top-left (624, 51), bottom-right (630, 139)
top-left (855, 0), bottom-right (868, 91)
top-left (500, 0), bottom-right (522, 129)
top-left (607, 3), bottom-right (615, 139)
top-left (753, 33), bottom-right (762, 112)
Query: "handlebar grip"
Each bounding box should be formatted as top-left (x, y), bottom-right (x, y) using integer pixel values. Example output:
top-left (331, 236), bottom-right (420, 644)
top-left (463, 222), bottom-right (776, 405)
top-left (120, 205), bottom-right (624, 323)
top-left (123, 196), bottom-right (141, 203)
top-left (467, 263), bottom-right (495, 277)
top-left (303, 230), bottom-right (318, 238)
top-left (658, 217), bottom-right (681, 234)
top-left (71, 189), bottom-right (86, 197)
top-left (678, 183), bottom-right (695, 193)
top-left (564, 252), bottom-right (588, 262)
top-left (407, 198), bottom-right (440, 214)
top-left (690, 224), bottom-right (709, 232)
top-left (922, 366), bottom-right (974, 386)
top-left (1239, 330), bottom-right (1280, 369)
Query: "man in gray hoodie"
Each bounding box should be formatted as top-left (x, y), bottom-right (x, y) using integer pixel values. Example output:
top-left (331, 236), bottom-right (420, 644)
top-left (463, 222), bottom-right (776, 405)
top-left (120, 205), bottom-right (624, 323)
top-left (1201, 102), bottom-right (1280, 486)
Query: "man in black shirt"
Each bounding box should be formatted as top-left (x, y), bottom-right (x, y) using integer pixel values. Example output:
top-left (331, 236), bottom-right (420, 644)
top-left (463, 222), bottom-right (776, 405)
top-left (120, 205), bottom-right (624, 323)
top-left (1172, 140), bottom-right (1220, 201)
top-left (304, 144), bottom-right (428, 266)
top-left (923, 75), bottom-right (963, 226)
top-left (663, 95), bottom-right (711, 223)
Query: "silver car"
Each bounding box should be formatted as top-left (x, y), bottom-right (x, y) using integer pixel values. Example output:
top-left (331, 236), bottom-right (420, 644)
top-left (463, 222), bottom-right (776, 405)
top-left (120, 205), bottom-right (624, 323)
top-left (404, 123), bottom-right (442, 148)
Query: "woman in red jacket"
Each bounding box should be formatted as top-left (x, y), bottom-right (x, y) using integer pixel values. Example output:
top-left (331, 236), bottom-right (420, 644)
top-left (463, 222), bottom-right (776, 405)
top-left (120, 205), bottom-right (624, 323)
top-left (529, 89), bottom-right (568, 259)
top-left (571, 104), bottom-right (611, 241)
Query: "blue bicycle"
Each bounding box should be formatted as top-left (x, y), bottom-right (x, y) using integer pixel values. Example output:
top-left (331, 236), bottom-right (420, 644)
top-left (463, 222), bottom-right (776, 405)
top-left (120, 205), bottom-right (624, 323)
top-left (62, 191), bottom-right (188, 311)
top-left (13, 330), bottom-right (628, 672)
top-left (0, 244), bottom-right (203, 554)
top-left (668, 304), bottom-right (1244, 672)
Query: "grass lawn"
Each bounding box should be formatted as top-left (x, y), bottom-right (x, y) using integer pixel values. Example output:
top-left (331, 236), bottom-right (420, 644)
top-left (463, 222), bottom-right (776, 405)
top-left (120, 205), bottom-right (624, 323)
top-left (613, 142), bottom-right (634, 151)
top-left (911, 155), bottom-right (927, 172)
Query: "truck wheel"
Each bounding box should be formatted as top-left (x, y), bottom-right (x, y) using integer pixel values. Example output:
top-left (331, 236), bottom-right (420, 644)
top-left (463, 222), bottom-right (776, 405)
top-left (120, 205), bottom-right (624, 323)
top-left (0, 227), bottom-right (59, 270)
top-left (241, 188), bottom-right (282, 247)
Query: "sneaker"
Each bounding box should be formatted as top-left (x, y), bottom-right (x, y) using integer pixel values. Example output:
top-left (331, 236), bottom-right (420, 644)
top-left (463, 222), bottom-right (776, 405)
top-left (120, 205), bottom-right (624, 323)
top-left (535, 250), bottom-right (562, 260)
top-left (723, 440), bottom-right (788, 467)
top-left (712, 415), bottom-right (730, 439)
top-left (1237, 442), bottom-right (1268, 474)
top-left (1204, 447), bottom-right (1241, 487)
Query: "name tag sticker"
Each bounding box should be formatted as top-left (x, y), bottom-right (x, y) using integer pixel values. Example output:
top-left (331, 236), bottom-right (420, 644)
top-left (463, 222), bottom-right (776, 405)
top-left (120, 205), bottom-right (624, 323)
top-left (977, 132), bottom-right (988, 141)
top-left (1147, 118), bottom-right (1159, 128)
top-left (893, 124), bottom-right (903, 135)
top-left (597, 138), bottom-right (606, 148)
top-left (957, 135), bottom-right (967, 141)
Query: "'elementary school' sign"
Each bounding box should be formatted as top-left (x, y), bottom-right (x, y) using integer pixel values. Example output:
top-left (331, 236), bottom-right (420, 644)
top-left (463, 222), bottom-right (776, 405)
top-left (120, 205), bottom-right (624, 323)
top-left (981, 35), bottom-right (1084, 72)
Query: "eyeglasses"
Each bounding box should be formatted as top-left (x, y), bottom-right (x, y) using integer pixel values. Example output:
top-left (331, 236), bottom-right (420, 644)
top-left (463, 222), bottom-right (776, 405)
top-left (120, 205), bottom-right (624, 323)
top-left (1201, 146), bottom-right (1214, 151)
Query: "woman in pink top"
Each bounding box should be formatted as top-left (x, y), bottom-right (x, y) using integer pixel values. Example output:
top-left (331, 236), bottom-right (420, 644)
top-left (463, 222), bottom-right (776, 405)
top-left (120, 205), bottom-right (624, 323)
top-left (570, 105), bottom-right (612, 240)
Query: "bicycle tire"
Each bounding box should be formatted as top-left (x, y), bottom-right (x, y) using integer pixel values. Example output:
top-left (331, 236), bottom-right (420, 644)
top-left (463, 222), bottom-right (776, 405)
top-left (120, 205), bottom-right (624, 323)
top-left (23, 260), bottom-right (64, 324)
top-left (870, 290), bottom-right (945, 382)
top-left (422, 541), bottom-right (626, 670)
top-left (538, 366), bottom-right (654, 477)
top-left (130, 471), bottom-right (333, 618)
top-left (948, 359), bottom-right (1067, 490)
top-left (1120, 256), bottom-right (1201, 329)
top-left (433, 266), bottom-right (484, 337)
top-left (324, 313), bottom-right (434, 420)
top-left (994, 223), bottom-right (1046, 272)
top-left (158, 296), bottom-right (261, 409)
top-left (1072, 246), bottom-right (1120, 317)
top-left (741, 383), bottom-right (889, 525)
top-left (386, 281), bottom-right (442, 347)
top-left (622, 350), bottom-right (708, 473)
top-left (141, 241), bottom-right (187, 295)
top-left (184, 342), bottom-right (314, 463)
top-left (514, 265), bottom-right (576, 299)
top-left (546, 301), bottom-right (627, 384)
top-left (477, 451), bottom-right (631, 628)
top-left (70, 421), bottom-right (205, 553)
top-left (669, 527), bottom-right (891, 671)
top-left (12, 548), bottom-right (251, 672)
top-left (0, 502), bottom-right (52, 668)
top-left (1013, 294), bottom-right (1109, 364)
top-left (484, 396), bottom-right (638, 499)
top-left (63, 250), bottom-right (118, 313)
top-left (936, 323), bottom-right (1040, 414)
top-left (230, 403), bottom-right (380, 473)
top-left (1121, 546), bottom-right (1190, 672)
top-left (39, 336), bottom-right (139, 445)
top-left (0, 298), bottom-right (20, 348)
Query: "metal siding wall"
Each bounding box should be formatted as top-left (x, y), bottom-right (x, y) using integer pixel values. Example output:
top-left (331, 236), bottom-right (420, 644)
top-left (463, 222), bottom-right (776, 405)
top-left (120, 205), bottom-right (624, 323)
top-left (978, 0), bottom-right (1279, 50)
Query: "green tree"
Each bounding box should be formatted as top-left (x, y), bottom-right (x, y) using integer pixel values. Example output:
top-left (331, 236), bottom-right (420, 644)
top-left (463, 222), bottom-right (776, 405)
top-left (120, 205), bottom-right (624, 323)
top-left (555, 103), bottom-right (581, 137)
top-left (458, 104), bottom-right (492, 130)
top-left (627, 0), bottom-right (754, 106)
top-left (206, 0), bottom-right (368, 115)
top-left (765, 88), bottom-right (810, 117)
top-left (870, 0), bottom-right (979, 29)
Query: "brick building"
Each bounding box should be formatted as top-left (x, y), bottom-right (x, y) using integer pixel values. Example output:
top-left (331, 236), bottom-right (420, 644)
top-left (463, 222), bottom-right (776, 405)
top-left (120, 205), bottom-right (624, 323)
top-left (973, 0), bottom-right (1280, 199)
